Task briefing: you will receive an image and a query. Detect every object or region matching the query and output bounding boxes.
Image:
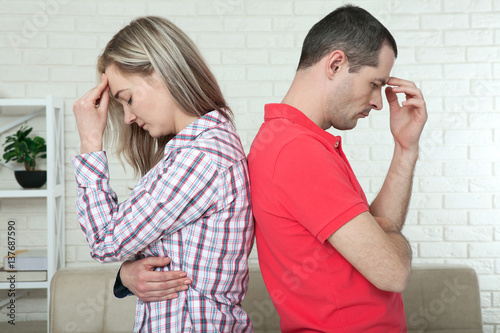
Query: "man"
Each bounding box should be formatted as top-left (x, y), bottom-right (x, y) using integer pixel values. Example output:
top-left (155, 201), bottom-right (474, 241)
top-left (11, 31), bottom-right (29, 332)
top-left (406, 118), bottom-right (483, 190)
top-left (247, 5), bottom-right (427, 332)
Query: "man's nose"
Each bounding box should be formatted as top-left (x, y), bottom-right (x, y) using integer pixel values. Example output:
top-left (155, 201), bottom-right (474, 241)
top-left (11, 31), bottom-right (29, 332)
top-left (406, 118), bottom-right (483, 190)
top-left (370, 92), bottom-right (383, 111)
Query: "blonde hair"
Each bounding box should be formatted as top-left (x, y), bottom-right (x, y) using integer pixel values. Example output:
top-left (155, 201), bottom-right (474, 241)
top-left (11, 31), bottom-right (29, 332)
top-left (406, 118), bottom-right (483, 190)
top-left (98, 16), bottom-right (232, 177)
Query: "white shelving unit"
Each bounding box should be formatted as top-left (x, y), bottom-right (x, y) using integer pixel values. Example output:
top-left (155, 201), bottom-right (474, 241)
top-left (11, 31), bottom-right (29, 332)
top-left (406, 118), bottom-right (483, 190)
top-left (0, 95), bottom-right (65, 329)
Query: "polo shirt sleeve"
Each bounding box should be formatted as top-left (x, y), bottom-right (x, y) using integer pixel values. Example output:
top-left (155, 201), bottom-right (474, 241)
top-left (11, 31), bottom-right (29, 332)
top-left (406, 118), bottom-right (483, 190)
top-left (272, 135), bottom-right (369, 243)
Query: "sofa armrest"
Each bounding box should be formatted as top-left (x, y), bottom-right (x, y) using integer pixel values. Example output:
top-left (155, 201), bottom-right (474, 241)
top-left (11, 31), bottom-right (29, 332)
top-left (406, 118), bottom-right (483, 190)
top-left (403, 264), bottom-right (483, 333)
top-left (50, 267), bottom-right (137, 333)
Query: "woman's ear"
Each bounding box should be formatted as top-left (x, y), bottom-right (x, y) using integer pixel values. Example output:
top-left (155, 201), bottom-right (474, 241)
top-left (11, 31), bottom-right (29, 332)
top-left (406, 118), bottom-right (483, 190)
top-left (326, 50), bottom-right (348, 79)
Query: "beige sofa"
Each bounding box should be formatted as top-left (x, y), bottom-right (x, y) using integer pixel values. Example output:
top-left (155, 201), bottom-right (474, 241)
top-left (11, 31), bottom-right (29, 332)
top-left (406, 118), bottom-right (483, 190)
top-left (49, 264), bottom-right (483, 333)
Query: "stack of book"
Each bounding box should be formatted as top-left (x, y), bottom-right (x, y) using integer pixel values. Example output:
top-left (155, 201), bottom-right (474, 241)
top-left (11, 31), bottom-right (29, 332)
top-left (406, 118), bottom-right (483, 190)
top-left (0, 249), bottom-right (47, 282)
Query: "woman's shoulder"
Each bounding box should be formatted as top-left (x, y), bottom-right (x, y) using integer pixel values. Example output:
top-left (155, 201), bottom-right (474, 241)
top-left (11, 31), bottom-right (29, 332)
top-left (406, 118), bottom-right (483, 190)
top-left (157, 112), bottom-right (247, 175)
top-left (188, 122), bottom-right (246, 167)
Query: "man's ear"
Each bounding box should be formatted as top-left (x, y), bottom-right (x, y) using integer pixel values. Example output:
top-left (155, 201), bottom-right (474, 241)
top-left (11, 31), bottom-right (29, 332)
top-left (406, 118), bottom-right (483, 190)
top-left (326, 50), bottom-right (348, 79)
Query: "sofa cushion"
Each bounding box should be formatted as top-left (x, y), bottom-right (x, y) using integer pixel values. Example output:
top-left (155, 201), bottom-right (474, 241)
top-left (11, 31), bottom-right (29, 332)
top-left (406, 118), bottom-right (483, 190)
top-left (50, 264), bottom-right (483, 333)
top-left (242, 269), bottom-right (281, 333)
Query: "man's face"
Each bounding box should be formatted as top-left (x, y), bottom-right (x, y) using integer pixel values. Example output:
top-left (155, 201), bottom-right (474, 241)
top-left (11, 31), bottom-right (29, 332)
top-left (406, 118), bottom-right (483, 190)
top-left (326, 44), bottom-right (396, 130)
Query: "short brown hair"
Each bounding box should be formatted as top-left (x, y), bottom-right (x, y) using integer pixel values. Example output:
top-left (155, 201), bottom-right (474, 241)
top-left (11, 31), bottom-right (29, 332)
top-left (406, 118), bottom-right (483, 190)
top-left (298, 5), bottom-right (397, 73)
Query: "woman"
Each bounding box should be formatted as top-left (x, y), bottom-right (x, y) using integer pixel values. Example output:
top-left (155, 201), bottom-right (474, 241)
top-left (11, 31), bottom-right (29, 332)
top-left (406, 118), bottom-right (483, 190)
top-left (72, 16), bottom-right (254, 332)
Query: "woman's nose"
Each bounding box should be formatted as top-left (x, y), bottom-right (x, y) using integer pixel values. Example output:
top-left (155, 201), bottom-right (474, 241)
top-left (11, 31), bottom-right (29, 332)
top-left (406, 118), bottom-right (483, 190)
top-left (123, 108), bottom-right (137, 125)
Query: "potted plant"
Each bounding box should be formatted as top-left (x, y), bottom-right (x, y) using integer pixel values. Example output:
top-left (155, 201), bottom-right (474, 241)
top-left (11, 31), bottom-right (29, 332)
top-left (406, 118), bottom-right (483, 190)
top-left (2, 126), bottom-right (47, 188)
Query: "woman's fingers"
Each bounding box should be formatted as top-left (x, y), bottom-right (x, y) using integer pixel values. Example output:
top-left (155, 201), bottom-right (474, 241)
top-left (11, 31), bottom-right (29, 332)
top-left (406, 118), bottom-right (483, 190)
top-left (72, 74), bottom-right (110, 154)
top-left (92, 73), bottom-right (109, 107)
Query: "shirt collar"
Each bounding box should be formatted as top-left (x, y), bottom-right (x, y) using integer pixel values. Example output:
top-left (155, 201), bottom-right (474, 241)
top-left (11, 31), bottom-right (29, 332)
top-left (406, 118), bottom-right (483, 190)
top-left (264, 103), bottom-right (341, 148)
top-left (165, 110), bottom-right (226, 152)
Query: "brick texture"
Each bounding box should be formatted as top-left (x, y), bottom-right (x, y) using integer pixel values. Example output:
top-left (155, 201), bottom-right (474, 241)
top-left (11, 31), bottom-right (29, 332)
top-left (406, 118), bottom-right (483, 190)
top-left (0, 0), bottom-right (498, 330)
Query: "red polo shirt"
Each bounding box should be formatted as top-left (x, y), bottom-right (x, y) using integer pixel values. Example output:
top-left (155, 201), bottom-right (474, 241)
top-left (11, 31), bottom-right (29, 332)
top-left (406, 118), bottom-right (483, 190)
top-left (248, 103), bottom-right (406, 332)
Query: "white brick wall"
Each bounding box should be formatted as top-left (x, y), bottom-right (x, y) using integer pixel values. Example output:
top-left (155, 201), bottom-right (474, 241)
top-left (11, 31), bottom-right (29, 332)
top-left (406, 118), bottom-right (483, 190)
top-left (0, 0), bottom-right (499, 330)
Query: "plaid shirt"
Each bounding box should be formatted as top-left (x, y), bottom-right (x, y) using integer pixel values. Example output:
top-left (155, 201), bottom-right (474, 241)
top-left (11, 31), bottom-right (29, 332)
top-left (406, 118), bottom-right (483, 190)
top-left (72, 111), bottom-right (254, 333)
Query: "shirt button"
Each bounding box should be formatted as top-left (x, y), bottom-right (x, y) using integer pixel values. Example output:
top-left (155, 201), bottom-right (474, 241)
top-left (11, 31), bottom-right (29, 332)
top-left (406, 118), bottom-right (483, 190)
top-left (334, 141), bottom-right (339, 148)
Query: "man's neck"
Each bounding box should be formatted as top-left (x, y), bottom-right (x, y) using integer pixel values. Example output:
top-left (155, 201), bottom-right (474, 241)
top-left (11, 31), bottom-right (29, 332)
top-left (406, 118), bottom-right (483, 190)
top-left (281, 69), bottom-right (329, 130)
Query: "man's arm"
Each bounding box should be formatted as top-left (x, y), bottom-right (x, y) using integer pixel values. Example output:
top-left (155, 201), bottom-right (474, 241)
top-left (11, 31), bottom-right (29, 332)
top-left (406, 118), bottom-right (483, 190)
top-left (328, 212), bottom-right (411, 293)
top-left (370, 77), bottom-right (427, 229)
top-left (369, 145), bottom-right (417, 229)
top-left (330, 77), bottom-right (426, 293)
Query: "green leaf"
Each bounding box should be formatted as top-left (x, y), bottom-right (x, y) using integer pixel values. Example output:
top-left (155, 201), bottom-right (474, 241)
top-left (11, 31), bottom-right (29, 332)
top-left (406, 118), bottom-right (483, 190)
top-left (19, 126), bottom-right (32, 139)
top-left (19, 141), bottom-right (28, 153)
top-left (3, 151), bottom-right (16, 162)
top-left (33, 136), bottom-right (45, 144)
top-left (4, 143), bottom-right (15, 151)
top-left (2, 126), bottom-right (46, 170)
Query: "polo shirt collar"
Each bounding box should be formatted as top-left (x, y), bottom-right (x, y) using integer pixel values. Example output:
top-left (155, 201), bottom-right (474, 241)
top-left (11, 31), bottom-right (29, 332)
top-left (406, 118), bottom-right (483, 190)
top-left (264, 103), bottom-right (341, 148)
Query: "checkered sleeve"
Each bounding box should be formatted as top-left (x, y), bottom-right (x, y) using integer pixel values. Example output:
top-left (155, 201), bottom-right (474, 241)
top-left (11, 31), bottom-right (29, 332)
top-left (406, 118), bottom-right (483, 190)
top-left (72, 149), bottom-right (219, 262)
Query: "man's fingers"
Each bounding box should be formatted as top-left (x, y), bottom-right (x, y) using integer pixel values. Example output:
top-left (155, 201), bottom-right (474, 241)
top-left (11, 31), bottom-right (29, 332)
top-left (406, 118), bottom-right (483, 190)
top-left (385, 86), bottom-right (400, 109)
top-left (389, 85), bottom-right (423, 100)
top-left (387, 76), bottom-right (416, 88)
top-left (169, 277), bottom-right (191, 288)
top-left (136, 282), bottom-right (190, 302)
top-left (152, 276), bottom-right (192, 290)
top-left (401, 99), bottom-right (427, 119)
top-left (142, 256), bottom-right (172, 269)
top-left (387, 77), bottom-right (424, 101)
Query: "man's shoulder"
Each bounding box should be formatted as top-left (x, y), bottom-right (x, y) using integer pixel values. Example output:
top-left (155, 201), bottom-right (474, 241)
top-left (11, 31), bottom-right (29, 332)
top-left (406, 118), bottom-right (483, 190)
top-left (253, 116), bottom-right (320, 148)
top-left (250, 121), bottom-right (332, 163)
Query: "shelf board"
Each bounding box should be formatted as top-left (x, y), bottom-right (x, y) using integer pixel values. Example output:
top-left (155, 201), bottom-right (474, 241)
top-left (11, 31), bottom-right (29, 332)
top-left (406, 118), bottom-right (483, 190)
top-left (0, 189), bottom-right (48, 198)
top-left (0, 281), bottom-right (49, 289)
top-left (0, 185), bottom-right (64, 198)
top-left (0, 98), bottom-right (47, 106)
